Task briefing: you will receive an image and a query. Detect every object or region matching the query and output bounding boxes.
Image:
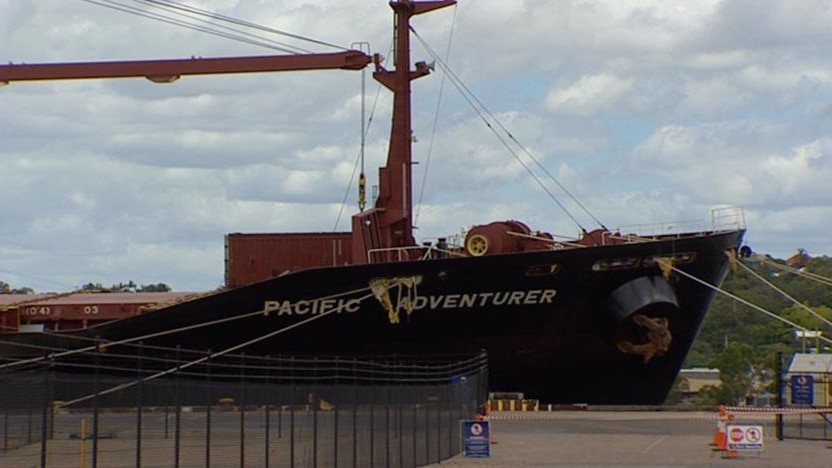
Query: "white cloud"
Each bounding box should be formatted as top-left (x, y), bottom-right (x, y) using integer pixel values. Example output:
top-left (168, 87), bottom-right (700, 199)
top-left (545, 74), bottom-right (634, 116)
top-left (3, 0), bottom-right (832, 291)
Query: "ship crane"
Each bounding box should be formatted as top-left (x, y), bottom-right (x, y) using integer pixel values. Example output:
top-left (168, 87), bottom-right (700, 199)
top-left (1, 0), bottom-right (459, 278)
top-left (0, 1), bottom-right (460, 277)
top-left (0, 47), bottom-right (383, 268)
top-left (0, 51), bottom-right (371, 84)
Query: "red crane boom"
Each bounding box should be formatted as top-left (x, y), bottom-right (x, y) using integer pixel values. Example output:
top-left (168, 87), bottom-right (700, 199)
top-left (0, 50), bottom-right (371, 84)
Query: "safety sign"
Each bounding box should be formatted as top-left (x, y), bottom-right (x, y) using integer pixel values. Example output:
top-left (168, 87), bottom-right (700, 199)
top-left (461, 420), bottom-right (491, 457)
top-left (726, 424), bottom-right (764, 452)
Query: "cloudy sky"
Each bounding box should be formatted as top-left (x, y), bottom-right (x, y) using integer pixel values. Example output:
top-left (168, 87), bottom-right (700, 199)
top-left (1, 0), bottom-right (831, 293)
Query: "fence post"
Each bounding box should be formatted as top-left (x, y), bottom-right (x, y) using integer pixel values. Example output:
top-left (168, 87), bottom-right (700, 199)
top-left (164, 350), bottom-right (170, 440)
top-left (313, 355), bottom-right (318, 468)
top-left (385, 357), bottom-right (391, 468)
top-left (277, 355), bottom-right (283, 441)
top-left (369, 375), bottom-right (374, 468)
top-left (3, 407), bottom-right (7, 452)
top-left (92, 337), bottom-right (100, 468)
top-left (424, 397), bottom-right (429, 465)
top-left (239, 352), bottom-right (246, 468)
top-left (412, 371), bottom-right (417, 468)
top-left (435, 383), bottom-right (441, 464)
top-left (265, 354), bottom-right (271, 468)
top-left (174, 345), bottom-right (182, 468)
top-left (332, 356), bottom-right (339, 468)
top-left (398, 357), bottom-right (404, 468)
top-left (289, 355), bottom-right (295, 467)
top-left (39, 335), bottom-right (52, 468)
top-left (205, 349), bottom-right (212, 468)
top-left (135, 342), bottom-right (143, 468)
top-left (352, 357), bottom-right (358, 468)
top-left (446, 369), bottom-right (453, 460)
top-left (776, 351), bottom-right (784, 441)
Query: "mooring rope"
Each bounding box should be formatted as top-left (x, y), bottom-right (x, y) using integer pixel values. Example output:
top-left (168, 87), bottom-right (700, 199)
top-left (0, 284), bottom-right (374, 370)
top-left (669, 259), bottom-right (832, 346)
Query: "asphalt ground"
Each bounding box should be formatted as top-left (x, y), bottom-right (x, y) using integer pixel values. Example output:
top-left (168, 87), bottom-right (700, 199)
top-left (429, 410), bottom-right (831, 467)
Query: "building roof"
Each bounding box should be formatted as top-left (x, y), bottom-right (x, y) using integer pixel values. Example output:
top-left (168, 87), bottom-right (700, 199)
top-left (0, 291), bottom-right (201, 308)
top-left (787, 353), bottom-right (832, 374)
top-left (679, 368), bottom-right (720, 392)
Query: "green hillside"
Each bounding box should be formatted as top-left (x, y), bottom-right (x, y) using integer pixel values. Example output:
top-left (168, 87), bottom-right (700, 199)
top-left (677, 252), bottom-right (832, 404)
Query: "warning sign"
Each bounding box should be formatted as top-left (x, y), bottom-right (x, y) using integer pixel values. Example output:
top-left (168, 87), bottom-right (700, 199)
top-left (461, 420), bottom-right (491, 458)
top-left (726, 424), bottom-right (764, 452)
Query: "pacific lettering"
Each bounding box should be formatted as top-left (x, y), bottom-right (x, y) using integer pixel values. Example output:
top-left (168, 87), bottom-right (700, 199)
top-left (263, 289), bottom-right (557, 317)
top-left (263, 298), bottom-right (361, 316)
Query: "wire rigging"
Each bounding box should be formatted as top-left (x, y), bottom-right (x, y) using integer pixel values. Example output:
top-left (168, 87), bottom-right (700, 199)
top-left (80, 0), bottom-right (347, 54)
top-left (737, 259), bottom-right (832, 331)
top-left (672, 261), bottom-right (832, 346)
top-left (409, 28), bottom-right (588, 233)
top-left (62, 290), bottom-right (379, 407)
top-left (332, 37), bottom-right (395, 231)
top-left (759, 256), bottom-right (832, 288)
top-left (415, 5), bottom-right (457, 226)
top-left (80, 0), bottom-right (606, 235)
top-left (133, 0), bottom-right (349, 51)
top-left (410, 26), bottom-right (607, 233)
top-left (0, 284), bottom-right (374, 370)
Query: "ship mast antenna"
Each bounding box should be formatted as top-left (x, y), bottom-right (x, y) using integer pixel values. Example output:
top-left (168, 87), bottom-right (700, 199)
top-left (349, 0), bottom-right (457, 261)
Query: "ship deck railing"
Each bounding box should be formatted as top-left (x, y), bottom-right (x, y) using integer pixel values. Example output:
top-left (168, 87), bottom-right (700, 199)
top-left (367, 244), bottom-right (466, 264)
top-left (366, 207), bottom-right (745, 264)
top-left (614, 206), bottom-right (746, 239)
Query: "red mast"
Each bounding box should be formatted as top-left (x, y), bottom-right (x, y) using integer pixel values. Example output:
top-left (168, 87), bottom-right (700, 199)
top-left (351, 0), bottom-right (456, 263)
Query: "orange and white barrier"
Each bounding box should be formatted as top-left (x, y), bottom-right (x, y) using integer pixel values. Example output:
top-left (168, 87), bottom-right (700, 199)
top-left (713, 405), bottom-right (832, 457)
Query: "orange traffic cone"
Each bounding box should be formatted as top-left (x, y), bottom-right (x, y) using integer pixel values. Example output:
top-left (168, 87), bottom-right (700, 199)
top-left (722, 448), bottom-right (739, 459)
top-left (711, 406), bottom-right (728, 450)
top-left (721, 426), bottom-right (739, 460)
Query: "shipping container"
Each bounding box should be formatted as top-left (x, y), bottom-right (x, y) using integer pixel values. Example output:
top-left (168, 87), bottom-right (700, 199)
top-left (225, 232), bottom-right (353, 288)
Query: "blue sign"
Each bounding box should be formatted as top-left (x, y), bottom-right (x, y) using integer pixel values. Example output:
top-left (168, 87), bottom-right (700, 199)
top-left (790, 374), bottom-right (814, 405)
top-left (461, 420), bottom-right (490, 458)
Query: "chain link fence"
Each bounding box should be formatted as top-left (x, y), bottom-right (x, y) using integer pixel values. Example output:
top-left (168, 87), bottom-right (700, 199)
top-left (0, 340), bottom-right (488, 467)
top-left (778, 370), bottom-right (831, 442)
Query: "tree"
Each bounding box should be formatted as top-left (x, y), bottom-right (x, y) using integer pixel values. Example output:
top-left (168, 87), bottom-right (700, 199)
top-left (79, 283), bottom-right (107, 292)
top-left (0, 282), bottom-right (34, 294)
top-left (138, 283), bottom-right (172, 292)
top-left (77, 281), bottom-right (172, 293)
top-left (705, 342), bottom-right (755, 405)
top-left (110, 281), bottom-right (137, 292)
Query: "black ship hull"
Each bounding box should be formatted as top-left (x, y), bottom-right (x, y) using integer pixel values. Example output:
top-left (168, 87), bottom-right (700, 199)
top-left (0, 229), bottom-right (743, 405)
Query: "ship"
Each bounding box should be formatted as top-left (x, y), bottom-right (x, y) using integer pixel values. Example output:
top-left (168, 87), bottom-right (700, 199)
top-left (0, 0), bottom-right (745, 404)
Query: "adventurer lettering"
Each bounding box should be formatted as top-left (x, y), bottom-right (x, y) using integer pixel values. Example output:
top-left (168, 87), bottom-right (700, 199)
top-left (263, 289), bottom-right (557, 317)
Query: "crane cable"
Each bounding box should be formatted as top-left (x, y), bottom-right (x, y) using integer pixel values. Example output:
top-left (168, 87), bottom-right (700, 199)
top-left (132, 0), bottom-right (350, 50)
top-left (414, 4), bottom-right (458, 226)
top-left (410, 27), bottom-right (603, 234)
top-left (80, 0), bottom-right (345, 54)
